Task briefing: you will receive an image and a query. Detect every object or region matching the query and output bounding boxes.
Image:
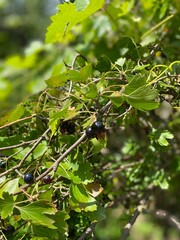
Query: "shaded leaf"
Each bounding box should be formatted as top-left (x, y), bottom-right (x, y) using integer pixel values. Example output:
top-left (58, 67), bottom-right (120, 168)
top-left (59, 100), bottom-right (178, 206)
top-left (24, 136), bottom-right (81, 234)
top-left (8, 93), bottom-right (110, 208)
top-left (0, 104), bottom-right (25, 127)
top-left (96, 56), bottom-right (111, 73)
top-left (0, 192), bottom-right (15, 218)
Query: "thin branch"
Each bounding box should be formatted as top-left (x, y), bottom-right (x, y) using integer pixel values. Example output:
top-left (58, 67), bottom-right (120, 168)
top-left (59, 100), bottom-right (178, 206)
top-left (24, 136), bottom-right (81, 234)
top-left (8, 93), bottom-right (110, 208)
top-left (0, 128), bottom-right (50, 178)
top-left (77, 222), bottom-right (96, 240)
top-left (13, 132), bottom-right (86, 194)
top-left (36, 132), bottom-right (86, 181)
top-left (141, 14), bottom-right (175, 39)
top-left (0, 114), bottom-right (36, 130)
top-left (119, 199), bottom-right (148, 240)
top-left (0, 139), bottom-right (37, 151)
top-left (120, 209), bottom-right (141, 240)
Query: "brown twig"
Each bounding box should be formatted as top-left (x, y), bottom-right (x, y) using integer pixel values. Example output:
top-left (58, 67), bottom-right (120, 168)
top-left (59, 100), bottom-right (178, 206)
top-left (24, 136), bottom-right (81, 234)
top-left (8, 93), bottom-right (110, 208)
top-left (0, 114), bottom-right (36, 130)
top-left (0, 128), bottom-right (50, 178)
top-left (0, 139), bottom-right (37, 151)
top-left (13, 132), bottom-right (86, 194)
top-left (120, 199), bottom-right (147, 240)
top-left (77, 222), bottom-right (97, 240)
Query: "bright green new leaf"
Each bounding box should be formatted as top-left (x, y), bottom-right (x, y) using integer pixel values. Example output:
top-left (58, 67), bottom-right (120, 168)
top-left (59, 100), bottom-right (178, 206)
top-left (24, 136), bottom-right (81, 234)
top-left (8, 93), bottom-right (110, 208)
top-left (0, 192), bottom-right (15, 218)
top-left (158, 131), bottom-right (174, 146)
top-left (46, 0), bottom-right (105, 43)
top-left (16, 201), bottom-right (57, 229)
top-left (150, 129), bottom-right (174, 146)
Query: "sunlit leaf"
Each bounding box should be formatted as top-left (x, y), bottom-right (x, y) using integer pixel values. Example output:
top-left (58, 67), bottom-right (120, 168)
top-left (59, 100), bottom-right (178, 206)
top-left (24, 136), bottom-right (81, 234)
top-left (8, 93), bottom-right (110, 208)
top-left (16, 201), bottom-right (57, 229)
top-left (46, 0), bottom-right (105, 43)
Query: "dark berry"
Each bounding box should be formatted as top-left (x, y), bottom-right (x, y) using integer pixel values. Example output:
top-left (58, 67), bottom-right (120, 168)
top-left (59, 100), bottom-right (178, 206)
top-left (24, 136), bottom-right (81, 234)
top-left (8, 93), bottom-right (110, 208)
top-left (60, 121), bottom-right (75, 135)
top-left (91, 121), bottom-right (105, 133)
top-left (86, 126), bottom-right (95, 139)
top-left (24, 173), bottom-right (34, 184)
top-left (0, 160), bottom-right (6, 169)
top-left (3, 225), bottom-right (15, 235)
top-left (66, 122), bottom-right (75, 134)
top-left (43, 175), bottom-right (52, 184)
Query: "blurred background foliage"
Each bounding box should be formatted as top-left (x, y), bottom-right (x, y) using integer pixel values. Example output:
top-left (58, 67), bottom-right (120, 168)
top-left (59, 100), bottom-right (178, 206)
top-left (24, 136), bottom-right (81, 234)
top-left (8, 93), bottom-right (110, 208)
top-left (0, 0), bottom-right (180, 239)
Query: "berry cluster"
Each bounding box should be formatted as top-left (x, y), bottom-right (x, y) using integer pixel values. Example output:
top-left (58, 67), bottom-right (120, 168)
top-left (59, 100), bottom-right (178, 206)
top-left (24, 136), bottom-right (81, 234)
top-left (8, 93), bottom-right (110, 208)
top-left (86, 121), bottom-right (105, 139)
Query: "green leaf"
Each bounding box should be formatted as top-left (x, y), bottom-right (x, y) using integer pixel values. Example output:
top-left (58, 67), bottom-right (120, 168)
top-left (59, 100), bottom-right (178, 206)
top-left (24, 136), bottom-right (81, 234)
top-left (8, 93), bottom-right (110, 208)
top-left (85, 205), bottom-right (106, 222)
top-left (70, 158), bottom-right (93, 184)
top-left (124, 75), bottom-right (159, 111)
top-left (157, 131), bottom-right (174, 146)
top-left (150, 129), bottom-right (174, 146)
top-left (2, 178), bottom-right (20, 195)
top-left (109, 92), bottom-right (124, 107)
top-left (16, 201), bottom-right (57, 229)
top-left (46, 0), bottom-right (105, 43)
top-left (33, 141), bottom-right (48, 159)
top-left (96, 56), bottom-right (111, 73)
top-left (124, 74), bottom-right (146, 95)
top-left (81, 82), bottom-right (98, 99)
top-left (0, 192), bottom-right (15, 218)
top-left (0, 104), bottom-right (25, 127)
top-left (48, 100), bottom-right (71, 135)
top-left (70, 183), bottom-right (97, 212)
top-left (45, 73), bottom-right (68, 87)
top-left (75, 0), bottom-right (89, 11)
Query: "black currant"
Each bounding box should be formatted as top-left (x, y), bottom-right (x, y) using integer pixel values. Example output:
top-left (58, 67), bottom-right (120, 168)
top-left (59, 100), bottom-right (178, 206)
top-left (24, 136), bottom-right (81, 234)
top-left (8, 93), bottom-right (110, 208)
top-left (86, 126), bottom-right (95, 139)
top-left (0, 160), bottom-right (6, 169)
top-left (43, 175), bottom-right (52, 184)
top-left (60, 121), bottom-right (75, 134)
top-left (3, 225), bottom-right (15, 235)
top-left (24, 173), bottom-right (34, 184)
top-left (91, 121), bottom-right (105, 133)
top-left (66, 122), bottom-right (75, 134)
